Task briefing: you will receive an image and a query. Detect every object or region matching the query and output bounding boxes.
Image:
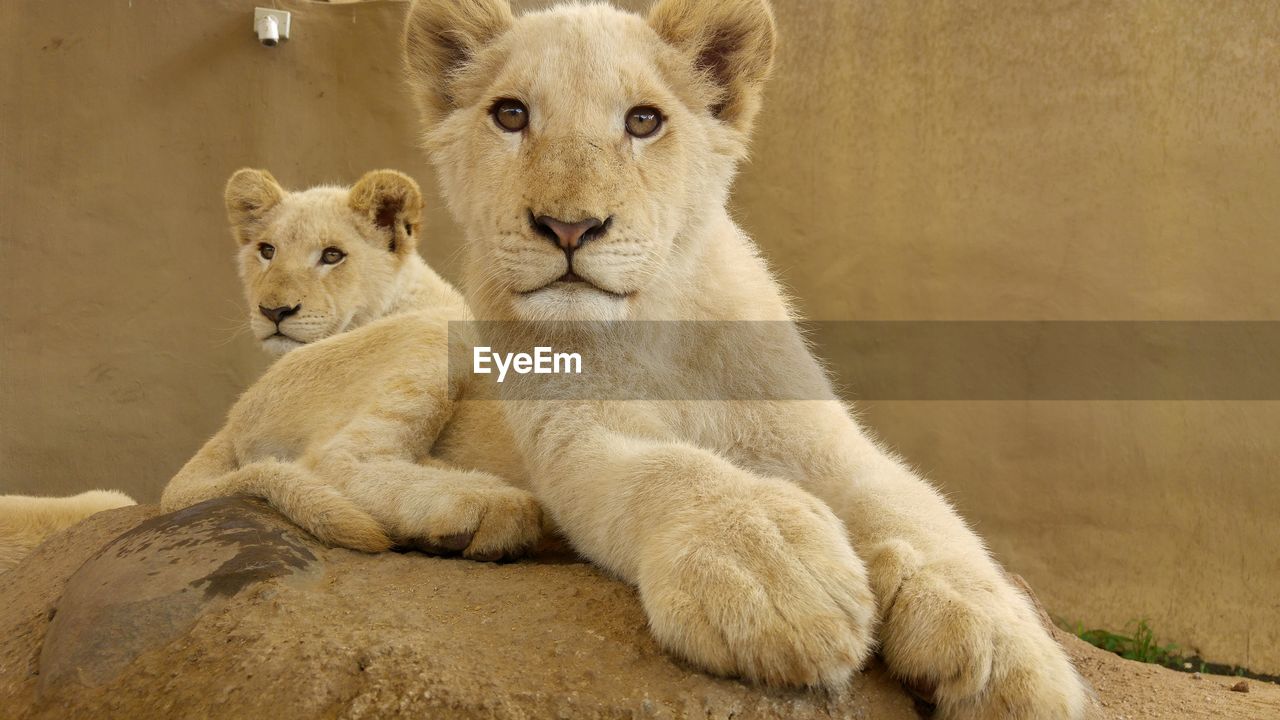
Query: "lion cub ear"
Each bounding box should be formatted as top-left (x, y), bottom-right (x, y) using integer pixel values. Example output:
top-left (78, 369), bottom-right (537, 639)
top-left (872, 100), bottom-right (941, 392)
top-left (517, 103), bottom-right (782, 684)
top-left (648, 0), bottom-right (777, 135)
top-left (403, 0), bottom-right (514, 124)
top-left (349, 170), bottom-right (424, 256)
top-left (224, 168), bottom-right (285, 244)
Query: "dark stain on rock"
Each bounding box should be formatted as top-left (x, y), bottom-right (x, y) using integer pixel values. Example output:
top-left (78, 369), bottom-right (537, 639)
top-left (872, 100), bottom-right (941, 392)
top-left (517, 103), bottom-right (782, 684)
top-left (191, 521), bottom-right (316, 600)
top-left (37, 497), bottom-right (322, 693)
top-left (99, 496), bottom-right (315, 565)
top-left (118, 497), bottom-right (319, 599)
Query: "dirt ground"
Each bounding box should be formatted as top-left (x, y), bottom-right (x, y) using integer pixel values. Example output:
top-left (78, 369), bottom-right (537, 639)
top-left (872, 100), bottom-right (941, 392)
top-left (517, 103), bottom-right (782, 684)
top-left (0, 500), bottom-right (1275, 719)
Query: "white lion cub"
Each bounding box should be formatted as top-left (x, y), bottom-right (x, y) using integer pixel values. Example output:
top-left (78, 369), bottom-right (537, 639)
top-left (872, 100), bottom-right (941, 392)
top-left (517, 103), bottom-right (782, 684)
top-left (160, 169), bottom-right (540, 560)
top-left (405, 0), bottom-right (1089, 717)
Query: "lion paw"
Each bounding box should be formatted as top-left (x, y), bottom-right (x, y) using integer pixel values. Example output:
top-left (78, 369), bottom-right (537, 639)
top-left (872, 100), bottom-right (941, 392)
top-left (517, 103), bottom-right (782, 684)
top-left (869, 541), bottom-right (1089, 719)
top-left (286, 481), bottom-right (394, 554)
top-left (637, 481), bottom-right (875, 688)
top-left (402, 483), bottom-right (543, 561)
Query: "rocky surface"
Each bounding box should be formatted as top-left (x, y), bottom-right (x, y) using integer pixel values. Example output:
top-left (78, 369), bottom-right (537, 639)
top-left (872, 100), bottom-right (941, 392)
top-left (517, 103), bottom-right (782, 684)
top-left (1, 499), bottom-right (1276, 719)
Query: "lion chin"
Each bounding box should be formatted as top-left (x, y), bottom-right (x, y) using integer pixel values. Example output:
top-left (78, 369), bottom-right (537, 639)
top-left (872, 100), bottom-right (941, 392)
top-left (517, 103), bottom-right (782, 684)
top-left (512, 281), bottom-right (630, 323)
top-left (260, 334), bottom-right (305, 357)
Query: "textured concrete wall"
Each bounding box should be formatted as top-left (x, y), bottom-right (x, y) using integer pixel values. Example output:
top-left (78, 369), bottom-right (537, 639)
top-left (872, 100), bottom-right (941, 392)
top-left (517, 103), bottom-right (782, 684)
top-left (2, 1), bottom-right (1277, 672)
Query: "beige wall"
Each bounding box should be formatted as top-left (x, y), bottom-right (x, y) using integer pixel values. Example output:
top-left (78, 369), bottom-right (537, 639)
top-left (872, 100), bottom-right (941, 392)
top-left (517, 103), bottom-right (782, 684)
top-left (2, 1), bottom-right (1277, 672)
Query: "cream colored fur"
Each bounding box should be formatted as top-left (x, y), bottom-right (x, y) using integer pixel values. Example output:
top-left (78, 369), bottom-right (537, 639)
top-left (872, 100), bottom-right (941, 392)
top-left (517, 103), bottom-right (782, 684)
top-left (0, 490), bottom-right (136, 572)
top-left (161, 170), bottom-right (539, 560)
top-left (405, 1), bottom-right (1089, 717)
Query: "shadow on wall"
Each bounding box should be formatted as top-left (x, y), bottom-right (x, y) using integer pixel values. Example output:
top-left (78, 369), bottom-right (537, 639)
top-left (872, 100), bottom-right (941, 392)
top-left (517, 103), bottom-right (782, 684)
top-left (1, 0), bottom-right (1277, 674)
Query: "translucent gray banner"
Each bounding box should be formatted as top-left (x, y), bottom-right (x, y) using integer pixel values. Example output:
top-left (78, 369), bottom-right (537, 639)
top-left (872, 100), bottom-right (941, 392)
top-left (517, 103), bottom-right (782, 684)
top-left (448, 321), bottom-right (1280, 401)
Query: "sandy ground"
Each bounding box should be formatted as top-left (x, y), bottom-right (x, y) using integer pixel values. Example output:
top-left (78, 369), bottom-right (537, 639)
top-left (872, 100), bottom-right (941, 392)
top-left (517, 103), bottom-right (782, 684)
top-left (0, 500), bottom-right (1275, 719)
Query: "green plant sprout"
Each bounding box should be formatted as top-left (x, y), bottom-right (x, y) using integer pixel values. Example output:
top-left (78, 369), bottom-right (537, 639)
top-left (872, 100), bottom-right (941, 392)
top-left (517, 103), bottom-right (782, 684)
top-left (1058, 617), bottom-right (1278, 684)
top-left (1072, 619), bottom-right (1181, 665)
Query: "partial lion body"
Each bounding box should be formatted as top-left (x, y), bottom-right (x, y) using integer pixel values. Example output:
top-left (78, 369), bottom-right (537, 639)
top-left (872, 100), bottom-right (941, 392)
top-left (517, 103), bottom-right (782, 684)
top-left (0, 490), bottom-right (136, 572)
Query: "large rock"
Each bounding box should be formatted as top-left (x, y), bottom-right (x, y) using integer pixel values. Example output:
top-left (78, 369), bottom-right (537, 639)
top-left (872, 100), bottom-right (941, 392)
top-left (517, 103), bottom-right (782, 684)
top-left (1, 499), bottom-right (1277, 719)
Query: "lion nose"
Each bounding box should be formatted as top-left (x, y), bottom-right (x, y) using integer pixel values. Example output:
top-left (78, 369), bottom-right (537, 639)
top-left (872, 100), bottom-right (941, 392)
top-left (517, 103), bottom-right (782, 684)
top-left (532, 214), bottom-right (608, 252)
top-left (259, 304), bottom-right (300, 324)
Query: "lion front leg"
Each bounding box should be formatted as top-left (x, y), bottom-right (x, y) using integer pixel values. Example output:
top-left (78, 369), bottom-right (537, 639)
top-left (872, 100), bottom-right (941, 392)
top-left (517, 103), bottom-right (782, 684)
top-left (523, 426), bottom-right (876, 688)
top-left (161, 431), bottom-right (391, 553)
top-left (307, 399), bottom-right (543, 561)
top-left (775, 405), bottom-right (1090, 719)
top-left (310, 454), bottom-right (543, 561)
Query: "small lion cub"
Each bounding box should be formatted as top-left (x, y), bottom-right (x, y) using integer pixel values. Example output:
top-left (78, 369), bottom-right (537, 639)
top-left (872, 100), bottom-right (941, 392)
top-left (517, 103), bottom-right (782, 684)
top-left (161, 170), bottom-right (540, 560)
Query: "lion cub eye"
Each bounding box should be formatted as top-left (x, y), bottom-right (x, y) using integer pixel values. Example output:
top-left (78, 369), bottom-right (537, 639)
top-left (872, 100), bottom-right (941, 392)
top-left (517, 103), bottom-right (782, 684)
top-left (320, 247), bottom-right (346, 265)
top-left (491, 98), bottom-right (529, 132)
top-left (258, 243), bottom-right (275, 260)
top-left (625, 106), bottom-right (663, 138)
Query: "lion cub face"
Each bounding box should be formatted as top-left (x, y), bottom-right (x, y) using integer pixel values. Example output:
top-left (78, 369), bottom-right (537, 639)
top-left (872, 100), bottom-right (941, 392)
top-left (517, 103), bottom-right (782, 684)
top-left (405, 0), bottom-right (775, 321)
top-left (223, 169), bottom-right (424, 356)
